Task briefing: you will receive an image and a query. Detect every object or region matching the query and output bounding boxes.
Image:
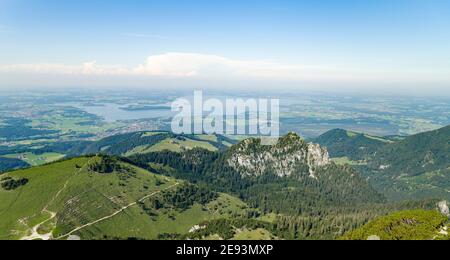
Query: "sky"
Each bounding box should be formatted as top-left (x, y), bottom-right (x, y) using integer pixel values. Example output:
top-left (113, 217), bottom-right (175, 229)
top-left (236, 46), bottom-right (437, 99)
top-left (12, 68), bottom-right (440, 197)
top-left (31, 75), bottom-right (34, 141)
top-left (0, 0), bottom-right (450, 94)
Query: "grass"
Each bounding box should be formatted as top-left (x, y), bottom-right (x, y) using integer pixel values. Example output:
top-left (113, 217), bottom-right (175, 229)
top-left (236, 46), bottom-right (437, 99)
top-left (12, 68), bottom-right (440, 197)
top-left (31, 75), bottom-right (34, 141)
top-left (232, 228), bottom-right (276, 240)
top-left (0, 156), bottom-right (178, 240)
top-left (126, 137), bottom-right (218, 155)
top-left (206, 193), bottom-right (256, 219)
top-left (195, 135), bottom-right (218, 142)
top-left (332, 157), bottom-right (367, 166)
top-left (77, 203), bottom-right (212, 240)
top-left (0, 157), bottom-right (253, 240)
top-left (363, 134), bottom-right (392, 143)
top-left (141, 132), bottom-right (166, 137)
top-left (257, 213), bottom-right (278, 223)
top-left (2, 152), bottom-right (65, 166)
top-left (221, 141), bottom-right (234, 147)
top-left (346, 131), bottom-right (358, 137)
top-left (0, 157), bottom-right (89, 239)
top-left (76, 193), bottom-right (253, 240)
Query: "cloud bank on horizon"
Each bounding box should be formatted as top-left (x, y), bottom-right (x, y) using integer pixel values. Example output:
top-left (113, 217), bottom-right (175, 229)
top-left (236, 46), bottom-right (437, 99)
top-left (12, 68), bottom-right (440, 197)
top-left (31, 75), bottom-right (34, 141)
top-left (0, 52), bottom-right (419, 79)
top-left (1, 52), bottom-right (449, 92)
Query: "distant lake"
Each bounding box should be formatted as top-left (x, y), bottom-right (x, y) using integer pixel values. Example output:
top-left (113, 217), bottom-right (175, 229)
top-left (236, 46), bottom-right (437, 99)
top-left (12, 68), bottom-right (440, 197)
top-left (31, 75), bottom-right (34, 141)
top-left (71, 103), bottom-right (175, 122)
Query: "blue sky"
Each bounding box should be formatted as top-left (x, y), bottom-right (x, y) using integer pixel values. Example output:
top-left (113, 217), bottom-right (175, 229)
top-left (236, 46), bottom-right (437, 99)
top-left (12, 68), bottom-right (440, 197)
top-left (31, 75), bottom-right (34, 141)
top-left (0, 0), bottom-right (449, 93)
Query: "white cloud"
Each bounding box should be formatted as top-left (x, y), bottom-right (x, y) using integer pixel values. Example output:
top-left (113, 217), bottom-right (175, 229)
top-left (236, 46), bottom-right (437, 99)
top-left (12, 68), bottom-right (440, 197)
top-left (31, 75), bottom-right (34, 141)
top-left (0, 52), bottom-right (368, 80)
top-left (133, 53), bottom-right (340, 80)
top-left (0, 61), bottom-right (133, 76)
top-left (135, 53), bottom-right (250, 77)
top-left (0, 63), bottom-right (79, 74)
top-left (1, 52), bottom-right (449, 89)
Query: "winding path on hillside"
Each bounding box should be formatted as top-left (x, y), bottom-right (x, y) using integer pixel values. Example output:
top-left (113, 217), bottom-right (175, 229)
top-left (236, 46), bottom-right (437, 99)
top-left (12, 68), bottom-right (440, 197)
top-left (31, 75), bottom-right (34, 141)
top-left (55, 182), bottom-right (179, 239)
top-left (19, 157), bottom-right (179, 240)
top-left (20, 210), bottom-right (56, 240)
top-left (20, 157), bottom-right (95, 240)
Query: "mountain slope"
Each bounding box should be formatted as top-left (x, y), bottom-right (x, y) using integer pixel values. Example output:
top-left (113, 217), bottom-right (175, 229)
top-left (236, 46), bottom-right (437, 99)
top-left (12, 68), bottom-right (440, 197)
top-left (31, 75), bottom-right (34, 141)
top-left (364, 125), bottom-right (450, 201)
top-left (130, 133), bottom-right (385, 215)
top-left (312, 126), bottom-right (450, 202)
top-left (369, 125), bottom-right (450, 177)
top-left (224, 133), bottom-right (385, 210)
top-left (0, 156), bottom-right (254, 240)
top-left (130, 133), bottom-right (445, 239)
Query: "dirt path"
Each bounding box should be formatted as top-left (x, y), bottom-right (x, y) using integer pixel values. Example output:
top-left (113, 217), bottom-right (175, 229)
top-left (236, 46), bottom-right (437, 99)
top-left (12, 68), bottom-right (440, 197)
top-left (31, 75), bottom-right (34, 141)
top-left (20, 210), bottom-right (56, 240)
top-left (55, 182), bottom-right (179, 239)
top-left (19, 157), bottom-right (95, 240)
top-left (19, 157), bottom-right (179, 241)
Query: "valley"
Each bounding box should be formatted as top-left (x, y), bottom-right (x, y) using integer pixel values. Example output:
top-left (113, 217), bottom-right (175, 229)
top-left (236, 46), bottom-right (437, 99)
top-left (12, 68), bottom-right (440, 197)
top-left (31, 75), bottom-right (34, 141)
top-left (2, 91), bottom-right (449, 174)
top-left (0, 91), bottom-right (449, 241)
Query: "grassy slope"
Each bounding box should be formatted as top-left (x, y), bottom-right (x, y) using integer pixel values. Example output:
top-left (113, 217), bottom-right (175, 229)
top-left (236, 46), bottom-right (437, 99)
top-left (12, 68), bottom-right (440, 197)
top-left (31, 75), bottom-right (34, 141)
top-left (0, 157), bottom-right (252, 240)
top-left (332, 157), bottom-right (367, 166)
top-left (78, 193), bottom-right (252, 240)
top-left (232, 228), bottom-right (277, 240)
top-left (125, 137), bottom-right (218, 156)
top-left (0, 156), bottom-right (179, 239)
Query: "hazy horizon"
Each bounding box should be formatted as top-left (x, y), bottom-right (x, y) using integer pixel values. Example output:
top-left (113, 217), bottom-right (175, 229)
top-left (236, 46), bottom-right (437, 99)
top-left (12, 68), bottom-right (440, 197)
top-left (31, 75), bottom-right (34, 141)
top-left (1, 0), bottom-right (450, 96)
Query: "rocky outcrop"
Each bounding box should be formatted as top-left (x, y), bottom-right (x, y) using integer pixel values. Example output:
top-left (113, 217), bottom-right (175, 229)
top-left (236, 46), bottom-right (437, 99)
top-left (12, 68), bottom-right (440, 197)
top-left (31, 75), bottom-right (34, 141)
top-left (307, 143), bottom-right (331, 179)
top-left (227, 133), bottom-right (331, 179)
top-left (438, 201), bottom-right (449, 217)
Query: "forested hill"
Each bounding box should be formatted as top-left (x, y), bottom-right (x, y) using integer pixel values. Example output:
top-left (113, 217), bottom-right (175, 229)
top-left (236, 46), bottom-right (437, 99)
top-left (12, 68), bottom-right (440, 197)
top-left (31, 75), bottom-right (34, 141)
top-left (313, 129), bottom-right (390, 160)
top-left (127, 133), bottom-right (443, 239)
top-left (359, 125), bottom-right (450, 201)
top-left (341, 209), bottom-right (450, 240)
top-left (311, 126), bottom-right (450, 201)
top-left (368, 125), bottom-right (450, 177)
top-left (129, 133), bottom-right (386, 215)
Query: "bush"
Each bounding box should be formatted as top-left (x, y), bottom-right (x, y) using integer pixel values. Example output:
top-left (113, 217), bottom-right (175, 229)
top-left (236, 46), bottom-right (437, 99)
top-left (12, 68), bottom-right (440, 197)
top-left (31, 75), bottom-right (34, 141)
top-left (1, 178), bottom-right (29, 190)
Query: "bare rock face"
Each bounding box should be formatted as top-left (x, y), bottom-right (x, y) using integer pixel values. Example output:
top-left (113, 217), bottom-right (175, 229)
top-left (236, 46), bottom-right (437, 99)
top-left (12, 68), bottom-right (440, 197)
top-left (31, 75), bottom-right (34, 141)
top-left (438, 201), bottom-right (450, 217)
top-left (307, 143), bottom-right (331, 179)
top-left (227, 133), bottom-right (331, 179)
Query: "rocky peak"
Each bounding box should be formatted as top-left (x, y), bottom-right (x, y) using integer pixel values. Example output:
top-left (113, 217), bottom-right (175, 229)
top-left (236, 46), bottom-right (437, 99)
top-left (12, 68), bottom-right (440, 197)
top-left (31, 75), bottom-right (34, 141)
top-left (227, 133), bottom-right (331, 178)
